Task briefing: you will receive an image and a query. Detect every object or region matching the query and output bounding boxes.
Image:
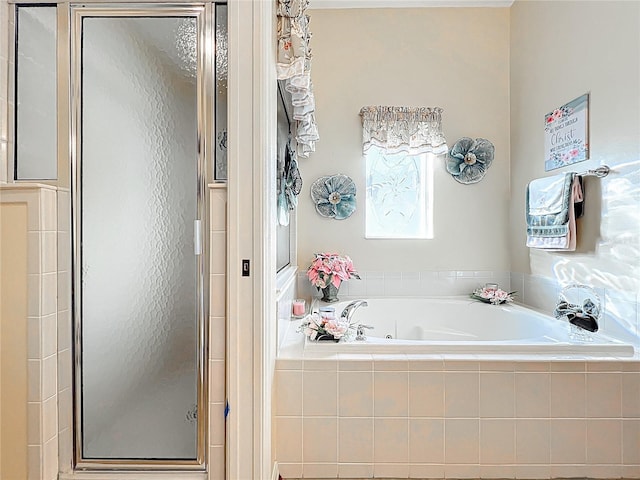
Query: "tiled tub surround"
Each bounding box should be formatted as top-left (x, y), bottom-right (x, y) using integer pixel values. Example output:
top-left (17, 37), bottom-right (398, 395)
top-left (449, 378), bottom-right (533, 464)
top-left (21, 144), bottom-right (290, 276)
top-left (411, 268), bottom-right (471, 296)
top-left (280, 270), bottom-right (640, 479)
top-left (274, 355), bottom-right (640, 480)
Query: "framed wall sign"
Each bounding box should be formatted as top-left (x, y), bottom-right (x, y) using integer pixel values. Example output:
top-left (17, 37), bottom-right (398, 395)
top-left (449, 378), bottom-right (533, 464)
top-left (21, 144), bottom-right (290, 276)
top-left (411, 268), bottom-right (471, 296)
top-left (544, 93), bottom-right (589, 171)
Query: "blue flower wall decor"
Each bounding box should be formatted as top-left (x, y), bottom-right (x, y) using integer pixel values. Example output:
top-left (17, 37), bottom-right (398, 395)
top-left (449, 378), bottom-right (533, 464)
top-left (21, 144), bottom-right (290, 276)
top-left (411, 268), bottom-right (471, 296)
top-left (310, 174), bottom-right (357, 220)
top-left (446, 137), bottom-right (495, 184)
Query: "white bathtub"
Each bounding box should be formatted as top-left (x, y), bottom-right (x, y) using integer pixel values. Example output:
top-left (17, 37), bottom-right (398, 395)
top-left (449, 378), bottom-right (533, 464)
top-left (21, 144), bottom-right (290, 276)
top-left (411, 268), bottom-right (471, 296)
top-left (304, 297), bottom-right (635, 356)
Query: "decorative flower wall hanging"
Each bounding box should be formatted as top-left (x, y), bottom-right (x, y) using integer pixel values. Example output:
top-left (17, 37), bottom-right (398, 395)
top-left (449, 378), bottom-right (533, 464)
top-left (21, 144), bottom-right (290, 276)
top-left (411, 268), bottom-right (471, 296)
top-left (310, 174), bottom-right (356, 219)
top-left (446, 137), bottom-right (495, 184)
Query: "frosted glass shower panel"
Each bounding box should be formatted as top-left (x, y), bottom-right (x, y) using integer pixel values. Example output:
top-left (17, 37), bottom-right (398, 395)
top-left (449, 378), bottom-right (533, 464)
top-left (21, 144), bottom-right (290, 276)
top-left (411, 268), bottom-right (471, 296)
top-left (81, 16), bottom-right (199, 460)
top-left (15, 6), bottom-right (57, 180)
top-left (214, 4), bottom-right (228, 180)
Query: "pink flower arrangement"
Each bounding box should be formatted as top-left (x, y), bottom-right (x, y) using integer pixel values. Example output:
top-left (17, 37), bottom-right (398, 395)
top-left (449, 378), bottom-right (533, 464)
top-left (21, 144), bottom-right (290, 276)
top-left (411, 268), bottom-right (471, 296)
top-left (300, 313), bottom-right (350, 341)
top-left (306, 252), bottom-right (360, 289)
top-left (471, 285), bottom-right (516, 305)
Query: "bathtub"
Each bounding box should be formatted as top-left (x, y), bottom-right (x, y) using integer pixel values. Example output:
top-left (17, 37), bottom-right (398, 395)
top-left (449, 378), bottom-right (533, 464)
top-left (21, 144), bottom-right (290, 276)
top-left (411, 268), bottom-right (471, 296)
top-left (304, 297), bottom-right (635, 356)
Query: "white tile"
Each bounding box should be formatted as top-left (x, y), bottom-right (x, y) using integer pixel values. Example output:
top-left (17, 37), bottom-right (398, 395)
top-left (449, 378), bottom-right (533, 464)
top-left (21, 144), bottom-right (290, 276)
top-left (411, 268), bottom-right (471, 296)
top-left (479, 372), bottom-right (514, 417)
top-left (338, 418), bottom-right (373, 463)
top-left (373, 463), bottom-right (409, 478)
top-left (622, 465), bottom-right (640, 479)
top-left (303, 370), bottom-right (337, 416)
top-left (338, 463), bottom-right (373, 479)
top-left (550, 419), bottom-right (586, 464)
top-left (209, 446), bottom-right (225, 480)
top-left (41, 355), bottom-right (57, 400)
top-left (586, 372), bottom-right (621, 417)
top-left (209, 274), bottom-right (225, 317)
top-left (480, 419), bottom-right (515, 464)
top-left (209, 316), bottom-right (225, 360)
top-left (514, 465), bottom-right (550, 479)
top-left (276, 370), bottom-right (302, 416)
top-left (408, 371), bottom-right (444, 417)
top-left (443, 464), bottom-right (480, 479)
top-left (303, 417), bottom-right (337, 463)
top-left (41, 272), bottom-right (57, 316)
top-left (28, 445), bottom-right (41, 480)
top-left (408, 418), bottom-right (443, 463)
top-left (209, 191), bottom-right (227, 231)
top-left (587, 419), bottom-right (622, 464)
top-left (28, 402), bottom-right (41, 445)
top-left (445, 419), bottom-right (479, 464)
top-left (57, 309), bottom-right (71, 353)
top-left (550, 465), bottom-right (586, 478)
top-left (374, 371), bottom-right (408, 417)
top-left (28, 317), bottom-right (41, 360)
top-left (303, 463), bottom-right (337, 478)
top-left (56, 191), bottom-right (70, 233)
top-left (444, 371), bottom-right (479, 417)
top-left (374, 418), bottom-right (408, 463)
top-left (41, 313), bottom-right (57, 359)
top-left (409, 463), bottom-right (444, 479)
top-left (42, 395), bottom-right (57, 443)
top-left (58, 427), bottom-right (73, 474)
top-left (623, 419), bottom-right (640, 464)
top-left (58, 388), bottom-right (72, 434)
top-left (209, 360), bottom-right (225, 403)
top-left (209, 402), bottom-right (225, 446)
top-left (515, 419), bottom-right (549, 464)
top-left (57, 271), bottom-right (69, 312)
top-left (28, 274), bottom-right (41, 317)
top-left (276, 417), bottom-right (302, 463)
top-left (57, 349), bottom-right (71, 392)
top-left (28, 232), bottom-right (41, 274)
top-left (57, 232), bottom-right (70, 273)
top-left (622, 372), bottom-right (640, 418)
top-left (585, 465), bottom-right (623, 479)
top-left (209, 231), bottom-right (226, 275)
top-left (550, 372), bottom-right (585, 417)
top-left (480, 465), bottom-right (515, 479)
top-left (40, 189), bottom-right (57, 231)
top-left (515, 372), bottom-right (550, 417)
top-left (28, 359), bottom-right (42, 402)
top-left (338, 371), bottom-right (372, 417)
top-left (41, 231), bottom-right (57, 273)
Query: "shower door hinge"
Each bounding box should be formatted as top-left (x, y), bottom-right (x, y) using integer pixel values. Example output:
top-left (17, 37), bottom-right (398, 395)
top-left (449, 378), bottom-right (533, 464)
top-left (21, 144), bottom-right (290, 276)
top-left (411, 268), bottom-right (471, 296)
top-left (194, 220), bottom-right (202, 255)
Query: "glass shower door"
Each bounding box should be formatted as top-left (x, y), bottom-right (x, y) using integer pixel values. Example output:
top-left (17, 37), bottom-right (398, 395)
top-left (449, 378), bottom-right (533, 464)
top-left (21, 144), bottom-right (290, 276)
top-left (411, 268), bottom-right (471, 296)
top-left (74, 5), bottom-right (207, 466)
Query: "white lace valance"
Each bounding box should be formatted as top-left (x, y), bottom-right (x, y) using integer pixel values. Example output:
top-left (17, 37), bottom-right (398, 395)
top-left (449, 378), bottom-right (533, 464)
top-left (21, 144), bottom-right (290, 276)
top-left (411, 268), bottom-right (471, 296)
top-left (277, 0), bottom-right (319, 158)
top-left (359, 106), bottom-right (448, 155)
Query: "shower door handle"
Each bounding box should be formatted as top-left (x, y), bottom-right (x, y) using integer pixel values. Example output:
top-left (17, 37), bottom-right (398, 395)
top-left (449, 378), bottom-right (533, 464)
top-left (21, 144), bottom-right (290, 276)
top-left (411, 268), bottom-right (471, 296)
top-left (194, 220), bottom-right (202, 255)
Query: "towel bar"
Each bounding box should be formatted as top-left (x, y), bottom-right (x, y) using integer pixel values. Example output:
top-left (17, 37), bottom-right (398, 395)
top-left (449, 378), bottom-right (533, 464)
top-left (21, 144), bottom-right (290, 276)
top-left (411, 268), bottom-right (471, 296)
top-left (578, 165), bottom-right (610, 178)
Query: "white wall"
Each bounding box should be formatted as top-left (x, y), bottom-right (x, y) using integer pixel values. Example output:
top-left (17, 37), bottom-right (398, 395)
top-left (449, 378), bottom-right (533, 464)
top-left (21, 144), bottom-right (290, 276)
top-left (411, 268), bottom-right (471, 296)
top-left (298, 7), bottom-right (510, 273)
top-left (509, 0), bottom-right (640, 294)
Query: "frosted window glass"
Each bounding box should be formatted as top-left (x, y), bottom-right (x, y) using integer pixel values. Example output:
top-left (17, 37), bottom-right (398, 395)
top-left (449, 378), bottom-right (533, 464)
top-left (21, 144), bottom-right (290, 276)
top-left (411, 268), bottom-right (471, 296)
top-left (15, 6), bottom-right (57, 180)
top-left (81, 16), bottom-right (199, 460)
top-left (214, 5), bottom-right (228, 180)
top-left (365, 149), bottom-right (434, 239)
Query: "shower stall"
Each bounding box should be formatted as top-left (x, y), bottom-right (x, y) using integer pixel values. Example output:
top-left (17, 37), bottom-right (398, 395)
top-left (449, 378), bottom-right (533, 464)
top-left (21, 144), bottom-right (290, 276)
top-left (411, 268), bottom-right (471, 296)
top-left (11, 1), bottom-right (227, 475)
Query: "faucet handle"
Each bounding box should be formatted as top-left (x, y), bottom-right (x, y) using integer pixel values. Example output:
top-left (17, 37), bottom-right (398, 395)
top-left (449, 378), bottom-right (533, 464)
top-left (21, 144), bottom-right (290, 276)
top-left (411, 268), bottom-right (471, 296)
top-left (355, 324), bottom-right (373, 341)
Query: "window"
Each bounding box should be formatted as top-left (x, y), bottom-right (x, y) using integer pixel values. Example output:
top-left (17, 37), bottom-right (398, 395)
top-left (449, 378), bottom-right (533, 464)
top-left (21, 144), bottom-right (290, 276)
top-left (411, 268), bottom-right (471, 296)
top-left (365, 148), bottom-right (434, 239)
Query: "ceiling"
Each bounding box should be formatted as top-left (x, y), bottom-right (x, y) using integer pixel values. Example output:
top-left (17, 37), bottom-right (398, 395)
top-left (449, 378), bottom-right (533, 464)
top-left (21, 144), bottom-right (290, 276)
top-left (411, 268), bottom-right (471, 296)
top-left (308, 0), bottom-right (514, 8)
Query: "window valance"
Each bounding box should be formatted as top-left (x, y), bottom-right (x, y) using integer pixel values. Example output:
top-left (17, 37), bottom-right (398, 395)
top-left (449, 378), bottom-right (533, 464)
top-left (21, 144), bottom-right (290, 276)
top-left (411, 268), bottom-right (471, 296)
top-left (277, 0), bottom-right (319, 158)
top-left (359, 106), bottom-right (447, 155)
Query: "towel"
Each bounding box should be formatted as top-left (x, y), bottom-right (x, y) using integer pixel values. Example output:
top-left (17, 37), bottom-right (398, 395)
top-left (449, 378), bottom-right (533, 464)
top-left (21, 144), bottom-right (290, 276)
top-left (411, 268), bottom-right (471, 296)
top-left (526, 172), bottom-right (584, 250)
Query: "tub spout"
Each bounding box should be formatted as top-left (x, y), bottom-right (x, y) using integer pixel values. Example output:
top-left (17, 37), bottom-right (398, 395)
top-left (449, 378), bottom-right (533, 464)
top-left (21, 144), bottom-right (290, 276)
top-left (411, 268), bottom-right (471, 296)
top-left (340, 300), bottom-right (369, 324)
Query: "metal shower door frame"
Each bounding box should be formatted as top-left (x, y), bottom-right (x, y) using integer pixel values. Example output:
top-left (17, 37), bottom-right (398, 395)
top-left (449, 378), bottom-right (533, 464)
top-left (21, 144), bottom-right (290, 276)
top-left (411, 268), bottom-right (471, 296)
top-left (70, 2), bottom-right (212, 471)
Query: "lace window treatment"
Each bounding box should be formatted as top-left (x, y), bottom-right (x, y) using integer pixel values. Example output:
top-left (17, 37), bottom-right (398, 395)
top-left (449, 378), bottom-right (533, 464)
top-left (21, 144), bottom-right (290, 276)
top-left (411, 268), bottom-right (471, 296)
top-left (277, 0), bottom-right (319, 158)
top-left (359, 106), bottom-right (447, 155)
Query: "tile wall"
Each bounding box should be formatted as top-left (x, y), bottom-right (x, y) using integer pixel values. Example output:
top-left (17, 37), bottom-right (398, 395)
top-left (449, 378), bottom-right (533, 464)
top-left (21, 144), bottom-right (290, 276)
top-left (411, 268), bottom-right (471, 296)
top-left (1, 184), bottom-right (59, 480)
top-left (275, 356), bottom-right (640, 480)
top-left (209, 184), bottom-right (227, 480)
